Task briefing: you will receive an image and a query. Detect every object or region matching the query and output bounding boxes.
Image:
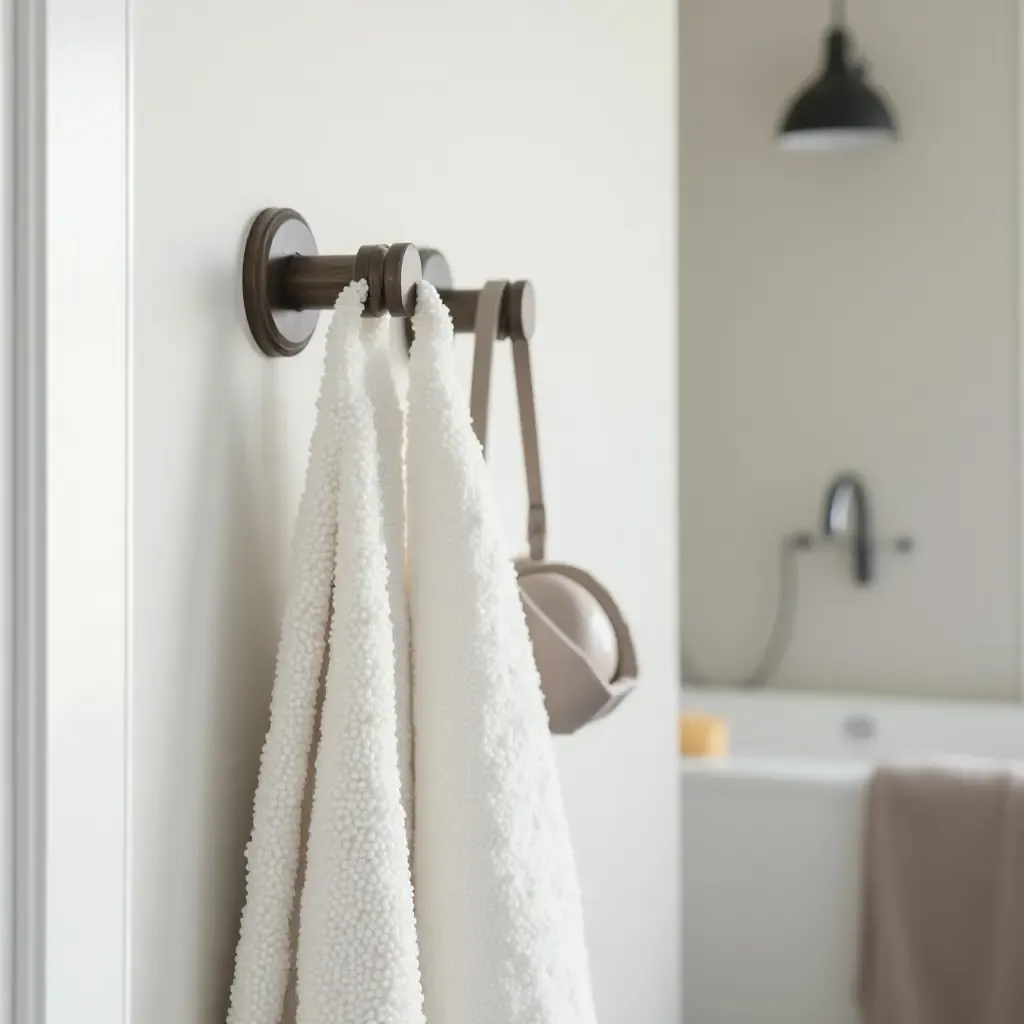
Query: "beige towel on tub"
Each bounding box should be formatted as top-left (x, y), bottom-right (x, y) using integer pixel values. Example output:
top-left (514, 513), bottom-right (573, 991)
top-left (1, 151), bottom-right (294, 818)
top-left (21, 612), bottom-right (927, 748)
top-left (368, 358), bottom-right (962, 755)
top-left (859, 762), bottom-right (1024, 1024)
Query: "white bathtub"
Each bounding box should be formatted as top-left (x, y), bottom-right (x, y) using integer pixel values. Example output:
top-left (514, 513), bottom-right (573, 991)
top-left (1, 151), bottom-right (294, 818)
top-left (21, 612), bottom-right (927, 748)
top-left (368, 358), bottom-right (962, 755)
top-left (680, 689), bottom-right (1024, 1024)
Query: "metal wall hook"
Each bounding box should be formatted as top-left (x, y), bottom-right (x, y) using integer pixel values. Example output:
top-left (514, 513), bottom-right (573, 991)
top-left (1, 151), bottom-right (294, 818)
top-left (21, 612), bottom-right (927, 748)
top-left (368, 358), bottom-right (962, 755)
top-left (242, 207), bottom-right (422, 357)
top-left (241, 208), bottom-right (536, 358)
top-left (404, 248), bottom-right (536, 348)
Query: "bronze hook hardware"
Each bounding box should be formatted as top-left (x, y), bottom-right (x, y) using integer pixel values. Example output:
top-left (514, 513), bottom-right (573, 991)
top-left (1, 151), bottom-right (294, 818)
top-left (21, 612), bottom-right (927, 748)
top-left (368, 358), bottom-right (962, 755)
top-left (404, 248), bottom-right (536, 348)
top-left (242, 207), bottom-right (422, 358)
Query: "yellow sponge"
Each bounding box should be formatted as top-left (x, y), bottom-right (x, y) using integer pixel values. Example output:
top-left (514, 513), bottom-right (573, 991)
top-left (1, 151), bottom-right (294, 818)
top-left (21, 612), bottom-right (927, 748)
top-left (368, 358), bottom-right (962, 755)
top-left (679, 713), bottom-right (730, 757)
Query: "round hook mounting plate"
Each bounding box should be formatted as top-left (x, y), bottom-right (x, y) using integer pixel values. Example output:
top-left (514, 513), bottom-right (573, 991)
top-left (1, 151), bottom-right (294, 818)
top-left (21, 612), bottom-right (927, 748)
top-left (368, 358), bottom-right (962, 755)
top-left (242, 207), bottom-right (320, 357)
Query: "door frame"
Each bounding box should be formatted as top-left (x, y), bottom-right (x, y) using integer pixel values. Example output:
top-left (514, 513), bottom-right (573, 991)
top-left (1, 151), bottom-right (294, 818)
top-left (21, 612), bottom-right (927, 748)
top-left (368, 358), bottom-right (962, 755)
top-left (11, 1), bottom-right (131, 1023)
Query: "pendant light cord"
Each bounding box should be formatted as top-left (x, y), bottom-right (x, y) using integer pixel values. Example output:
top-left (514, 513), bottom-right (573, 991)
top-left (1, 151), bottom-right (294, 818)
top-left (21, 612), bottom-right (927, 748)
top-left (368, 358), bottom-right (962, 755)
top-left (832, 0), bottom-right (846, 25)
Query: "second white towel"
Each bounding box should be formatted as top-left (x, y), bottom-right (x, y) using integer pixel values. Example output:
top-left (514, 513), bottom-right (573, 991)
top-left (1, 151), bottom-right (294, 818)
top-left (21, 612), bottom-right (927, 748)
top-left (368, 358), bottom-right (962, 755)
top-left (407, 282), bottom-right (597, 1024)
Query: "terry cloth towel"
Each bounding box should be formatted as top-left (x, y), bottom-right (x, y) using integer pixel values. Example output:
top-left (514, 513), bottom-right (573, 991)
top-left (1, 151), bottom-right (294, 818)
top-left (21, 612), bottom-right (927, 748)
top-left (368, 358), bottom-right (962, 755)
top-left (226, 283), bottom-right (424, 1024)
top-left (365, 318), bottom-right (415, 846)
top-left (859, 761), bottom-right (1024, 1024)
top-left (406, 281), bottom-right (597, 1024)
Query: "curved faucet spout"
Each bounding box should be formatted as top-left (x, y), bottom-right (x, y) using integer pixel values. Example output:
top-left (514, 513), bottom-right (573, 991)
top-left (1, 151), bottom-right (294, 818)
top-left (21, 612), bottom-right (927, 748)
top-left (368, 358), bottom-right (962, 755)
top-left (822, 472), bottom-right (874, 585)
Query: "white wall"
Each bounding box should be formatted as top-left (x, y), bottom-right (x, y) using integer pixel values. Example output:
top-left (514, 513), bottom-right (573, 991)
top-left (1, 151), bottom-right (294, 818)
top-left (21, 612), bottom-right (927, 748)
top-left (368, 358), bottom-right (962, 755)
top-left (130, 4), bottom-right (679, 1024)
top-left (680, 0), bottom-right (1021, 699)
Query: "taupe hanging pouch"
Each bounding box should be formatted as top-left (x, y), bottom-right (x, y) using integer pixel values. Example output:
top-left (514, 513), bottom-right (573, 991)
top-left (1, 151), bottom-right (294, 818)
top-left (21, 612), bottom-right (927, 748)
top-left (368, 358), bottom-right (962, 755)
top-left (470, 281), bottom-right (638, 734)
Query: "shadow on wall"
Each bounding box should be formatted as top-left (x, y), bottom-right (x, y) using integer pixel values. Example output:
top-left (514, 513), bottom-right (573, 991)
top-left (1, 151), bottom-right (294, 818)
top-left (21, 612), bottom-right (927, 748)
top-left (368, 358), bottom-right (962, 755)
top-left (148, 262), bottom-right (290, 1023)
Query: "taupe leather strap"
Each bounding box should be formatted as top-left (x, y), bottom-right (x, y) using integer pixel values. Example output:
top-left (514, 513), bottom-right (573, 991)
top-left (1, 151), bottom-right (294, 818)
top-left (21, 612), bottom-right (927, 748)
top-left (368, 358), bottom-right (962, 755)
top-left (510, 336), bottom-right (545, 561)
top-left (470, 280), bottom-right (547, 561)
top-left (470, 281), bottom-right (505, 453)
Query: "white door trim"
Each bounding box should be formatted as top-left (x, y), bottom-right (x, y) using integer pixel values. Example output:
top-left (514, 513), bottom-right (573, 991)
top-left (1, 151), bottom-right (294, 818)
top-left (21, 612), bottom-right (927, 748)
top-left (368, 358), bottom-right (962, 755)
top-left (12, 2), bottom-right (132, 1023)
top-left (1017, 0), bottom-right (1024, 701)
top-left (12, 4), bottom-right (47, 1022)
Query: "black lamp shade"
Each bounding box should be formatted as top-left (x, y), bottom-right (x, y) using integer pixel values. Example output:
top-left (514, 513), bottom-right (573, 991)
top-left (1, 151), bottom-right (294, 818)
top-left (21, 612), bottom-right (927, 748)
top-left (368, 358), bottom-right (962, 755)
top-left (778, 27), bottom-right (897, 152)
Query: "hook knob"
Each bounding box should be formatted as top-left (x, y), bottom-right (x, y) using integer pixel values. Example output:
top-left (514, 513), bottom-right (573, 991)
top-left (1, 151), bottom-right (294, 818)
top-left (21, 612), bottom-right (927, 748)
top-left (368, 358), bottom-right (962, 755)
top-left (502, 280), bottom-right (536, 343)
top-left (404, 246), bottom-right (537, 347)
top-left (241, 207), bottom-right (422, 358)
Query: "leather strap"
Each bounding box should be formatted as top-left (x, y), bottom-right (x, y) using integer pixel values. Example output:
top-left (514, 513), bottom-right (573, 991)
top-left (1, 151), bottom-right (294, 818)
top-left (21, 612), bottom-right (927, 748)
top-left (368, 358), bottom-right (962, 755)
top-left (511, 336), bottom-right (546, 561)
top-left (470, 280), bottom-right (547, 561)
top-left (469, 281), bottom-right (505, 453)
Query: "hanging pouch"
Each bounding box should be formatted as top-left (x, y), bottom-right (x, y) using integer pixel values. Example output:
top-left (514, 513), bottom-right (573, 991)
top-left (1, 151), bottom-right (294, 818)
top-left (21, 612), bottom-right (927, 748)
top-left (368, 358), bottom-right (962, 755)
top-left (470, 282), bottom-right (638, 734)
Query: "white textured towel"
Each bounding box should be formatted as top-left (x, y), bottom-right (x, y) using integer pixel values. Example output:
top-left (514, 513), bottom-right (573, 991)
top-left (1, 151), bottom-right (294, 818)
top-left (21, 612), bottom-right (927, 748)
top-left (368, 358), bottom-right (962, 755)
top-left (365, 321), bottom-right (415, 844)
top-left (407, 282), bottom-right (598, 1024)
top-left (227, 283), bottom-right (424, 1024)
top-left (229, 279), bottom-right (595, 1024)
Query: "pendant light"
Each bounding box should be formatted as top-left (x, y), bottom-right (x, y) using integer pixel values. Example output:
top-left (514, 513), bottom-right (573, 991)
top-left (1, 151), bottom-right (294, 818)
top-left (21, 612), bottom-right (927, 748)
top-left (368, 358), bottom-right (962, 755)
top-left (777, 0), bottom-right (898, 152)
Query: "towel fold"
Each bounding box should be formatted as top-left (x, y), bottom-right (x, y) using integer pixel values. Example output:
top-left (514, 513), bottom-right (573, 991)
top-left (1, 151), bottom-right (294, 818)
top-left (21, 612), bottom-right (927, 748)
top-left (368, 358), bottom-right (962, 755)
top-left (859, 762), bottom-right (1024, 1024)
top-left (407, 282), bottom-right (597, 1024)
top-left (365, 317), bottom-right (415, 846)
top-left (297, 302), bottom-right (423, 1024)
